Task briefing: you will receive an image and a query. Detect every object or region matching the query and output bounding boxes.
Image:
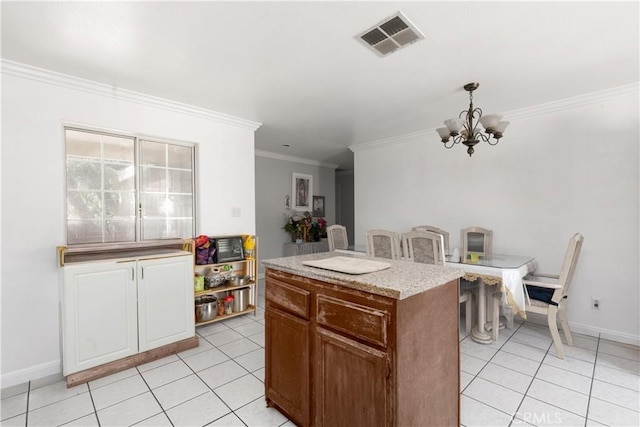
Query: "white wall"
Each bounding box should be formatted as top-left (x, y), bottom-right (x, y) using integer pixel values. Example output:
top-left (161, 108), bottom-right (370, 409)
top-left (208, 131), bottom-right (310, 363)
top-left (335, 170), bottom-right (355, 245)
top-left (255, 153), bottom-right (336, 276)
top-left (352, 86), bottom-right (639, 343)
top-left (1, 62), bottom-right (258, 386)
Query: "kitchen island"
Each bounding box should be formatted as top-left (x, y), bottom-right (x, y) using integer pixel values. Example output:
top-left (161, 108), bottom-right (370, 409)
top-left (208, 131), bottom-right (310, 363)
top-left (262, 251), bottom-right (464, 427)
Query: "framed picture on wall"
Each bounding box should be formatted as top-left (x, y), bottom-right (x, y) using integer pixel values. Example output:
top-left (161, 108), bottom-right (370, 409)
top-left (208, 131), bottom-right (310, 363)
top-left (312, 196), bottom-right (325, 217)
top-left (292, 173), bottom-right (313, 211)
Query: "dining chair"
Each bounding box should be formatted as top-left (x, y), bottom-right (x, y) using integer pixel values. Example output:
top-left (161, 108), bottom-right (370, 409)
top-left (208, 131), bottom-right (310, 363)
top-left (326, 224), bottom-right (349, 251)
top-left (402, 230), bottom-right (444, 265)
top-left (404, 230), bottom-right (474, 334)
top-left (461, 226), bottom-right (493, 261)
top-left (365, 229), bottom-right (401, 260)
top-left (412, 225), bottom-right (450, 255)
top-left (521, 233), bottom-right (584, 359)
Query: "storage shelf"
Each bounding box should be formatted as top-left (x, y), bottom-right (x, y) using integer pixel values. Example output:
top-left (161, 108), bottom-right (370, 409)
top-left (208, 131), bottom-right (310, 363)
top-left (195, 281), bottom-right (256, 297)
top-left (195, 258), bottom-right (255, 269)
top-left (195, 305), bottom-right (257, 326)
top-left (192, 236), bottom-right (258, 329)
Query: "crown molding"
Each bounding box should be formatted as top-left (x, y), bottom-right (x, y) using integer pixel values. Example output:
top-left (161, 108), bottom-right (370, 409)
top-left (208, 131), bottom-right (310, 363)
top-left (255, 150), bottom-right (339, 169)
top-left (350, 82), bottom-right (639, 152)
top-left (1, 59), bottom-right (262, 131)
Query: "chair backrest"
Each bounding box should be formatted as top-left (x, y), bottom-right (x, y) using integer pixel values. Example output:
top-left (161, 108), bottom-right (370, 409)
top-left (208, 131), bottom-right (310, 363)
top-left (403, 230), bottom-right (445, 266)
top-left (413, 225), bottom-right (450, 255)
top-left (365, 229), bottom-right (401, 260)
top-left (461, 226), bottom-right (493, 260)
top-left (327, 224), bottom-right (349, 251)
top-left (557, 233), bottom-right (584, 299)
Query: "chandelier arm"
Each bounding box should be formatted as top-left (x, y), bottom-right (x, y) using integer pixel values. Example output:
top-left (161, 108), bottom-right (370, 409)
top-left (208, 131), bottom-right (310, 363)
top-left (443, 134), bottom-right (462, 149)
top-left (470, 107), bottom-right (484, 136)
top-left (487, 138), bottom-right (500, 146)
top-left (477, 133), bottom-right (491, 143)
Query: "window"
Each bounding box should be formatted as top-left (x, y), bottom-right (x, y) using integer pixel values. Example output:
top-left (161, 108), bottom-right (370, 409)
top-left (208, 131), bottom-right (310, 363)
top-left (65, 128), bottom-right (195, 245)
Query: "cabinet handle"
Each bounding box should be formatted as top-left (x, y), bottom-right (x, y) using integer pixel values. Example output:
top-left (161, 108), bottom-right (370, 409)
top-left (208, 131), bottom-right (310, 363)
top-left (140, 267), bottom-right (144, 279)
top-left (131, 267), bottom-right (135, 281)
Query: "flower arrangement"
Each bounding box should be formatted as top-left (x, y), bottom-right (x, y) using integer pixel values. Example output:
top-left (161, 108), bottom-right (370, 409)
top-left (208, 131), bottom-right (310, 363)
top-left (284, 212), bottom-right (327, 242)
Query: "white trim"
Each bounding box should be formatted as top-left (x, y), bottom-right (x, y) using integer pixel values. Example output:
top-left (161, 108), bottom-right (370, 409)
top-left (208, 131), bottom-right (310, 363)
top-left (522, 313), bottom-right (640, 347)
top-left (1, 359), bottom-right (62, 388)
top-left (350, 82), bottom-right (640, 153)
top-left (1, 60), bottom-right (262, 131)
top-left (255, 150), bottom-right (339, 169)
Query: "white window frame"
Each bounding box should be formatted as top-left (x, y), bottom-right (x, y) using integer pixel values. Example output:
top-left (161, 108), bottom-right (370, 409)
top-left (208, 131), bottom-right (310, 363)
top-left (64, 126), bottom-right (196, 247)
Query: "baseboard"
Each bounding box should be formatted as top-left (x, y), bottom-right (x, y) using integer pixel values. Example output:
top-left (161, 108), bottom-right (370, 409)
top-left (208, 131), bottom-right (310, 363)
top-left (521, 313), bottom-right (640, 347)
top-left (1, 359), bottom-right (62, 389)
top-left (570, 322), bottom-right (640, 347)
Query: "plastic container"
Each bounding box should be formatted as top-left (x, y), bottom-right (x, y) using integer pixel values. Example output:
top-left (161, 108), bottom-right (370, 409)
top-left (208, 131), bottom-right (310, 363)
top-left (194, 276), bottom-right (205, 292)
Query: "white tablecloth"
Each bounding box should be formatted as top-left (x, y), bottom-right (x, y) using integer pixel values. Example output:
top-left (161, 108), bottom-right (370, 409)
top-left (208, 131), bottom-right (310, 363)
top-left (445, 258), bottom-right (538, 317)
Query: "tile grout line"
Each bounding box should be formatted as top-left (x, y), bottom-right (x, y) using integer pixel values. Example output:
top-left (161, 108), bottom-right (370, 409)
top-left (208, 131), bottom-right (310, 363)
top-left (460, 321), bottom-right (522, 397)
top-left (136, 365), bottom-right (176, 427)
top-left (85, 382), bottom-right (101, 427)
top-left (508, 334), bottom-right (549, 427)
top-left (175, 350), bottom-right (238, 423)
top-left (25, 380), bottom-right (30, 427)
top-left (583, 334), bottom-right (601, 427)
top-left (493, 324), bottom-right (547, 426)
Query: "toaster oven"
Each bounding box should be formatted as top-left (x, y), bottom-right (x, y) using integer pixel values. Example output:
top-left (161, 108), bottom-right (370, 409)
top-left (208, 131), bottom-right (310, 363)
top-left (215, 236), bottom-right (244, 262)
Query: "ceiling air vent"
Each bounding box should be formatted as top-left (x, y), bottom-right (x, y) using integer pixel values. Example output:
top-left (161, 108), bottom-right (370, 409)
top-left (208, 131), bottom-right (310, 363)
top-left (358, 12), bottom-right (424, 57)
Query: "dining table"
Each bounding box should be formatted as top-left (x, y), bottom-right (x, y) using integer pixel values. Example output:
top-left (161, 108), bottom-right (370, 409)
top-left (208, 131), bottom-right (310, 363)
top-left (445, 254), bottom-right (538, 344)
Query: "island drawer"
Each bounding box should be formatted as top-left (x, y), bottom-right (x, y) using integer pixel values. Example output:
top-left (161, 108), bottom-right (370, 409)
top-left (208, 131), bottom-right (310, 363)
top-left (266, 277), bottom-right (311, 320)
top-left (316, 294), bottom-right (389, 348)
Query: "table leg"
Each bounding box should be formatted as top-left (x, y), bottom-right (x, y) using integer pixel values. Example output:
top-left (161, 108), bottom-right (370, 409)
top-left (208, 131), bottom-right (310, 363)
top-left (471, 280), bottom-right (493, 344)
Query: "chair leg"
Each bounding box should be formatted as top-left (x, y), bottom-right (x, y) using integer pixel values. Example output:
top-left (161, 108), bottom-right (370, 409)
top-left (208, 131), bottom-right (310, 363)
top-left (547, 306), bottom-right (564, 359)
top-left (558, 307), bottom-right (574, 346)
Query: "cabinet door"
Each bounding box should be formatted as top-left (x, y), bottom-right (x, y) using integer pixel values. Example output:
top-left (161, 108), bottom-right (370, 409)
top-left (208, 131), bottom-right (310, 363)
top-left (137, 255), bottom-right (194, 352)
top-left (265, 307), bottom-right (310, 426)
top-left (62, 261), bottom-right (138, 375)
top-left (315, 327), bottom-right (391, 427)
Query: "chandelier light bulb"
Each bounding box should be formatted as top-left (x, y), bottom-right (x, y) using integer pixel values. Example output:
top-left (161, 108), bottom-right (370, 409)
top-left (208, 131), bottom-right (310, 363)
top-left (436, 127), bottom-right (451, 142)
top-left (478, 114), bottom-right (503, 132)
top-left (493, 121), bottom-right (510, 138)
top-left (444, 118), bottom-right (464, 134)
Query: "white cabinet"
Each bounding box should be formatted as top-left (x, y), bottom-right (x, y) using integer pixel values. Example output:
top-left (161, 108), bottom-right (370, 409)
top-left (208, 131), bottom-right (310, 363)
top-left (137, 255), bottom-right (195, 352)
top-left (62, 252), bottom-right (194, 376)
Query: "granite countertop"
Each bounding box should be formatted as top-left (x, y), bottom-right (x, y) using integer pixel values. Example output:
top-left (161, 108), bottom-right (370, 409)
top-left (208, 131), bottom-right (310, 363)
top-left (262, 251), bottom-right (464, 300)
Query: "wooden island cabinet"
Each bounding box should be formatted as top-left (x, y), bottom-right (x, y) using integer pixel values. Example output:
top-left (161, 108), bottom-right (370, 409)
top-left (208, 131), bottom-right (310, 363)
top-left (263, 252), bottom-right (464, 427)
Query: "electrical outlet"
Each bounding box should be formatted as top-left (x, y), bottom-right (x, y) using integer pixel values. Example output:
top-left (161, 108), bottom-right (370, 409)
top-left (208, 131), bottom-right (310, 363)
top-left (591, 297), bottom-right (601, 309)
top-left (231, 207), bottom-right (241, 217)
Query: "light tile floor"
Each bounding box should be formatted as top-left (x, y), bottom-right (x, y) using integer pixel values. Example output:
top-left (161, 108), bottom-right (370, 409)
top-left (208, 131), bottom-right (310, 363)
top-left (2, 282), bottom-right (639, 426)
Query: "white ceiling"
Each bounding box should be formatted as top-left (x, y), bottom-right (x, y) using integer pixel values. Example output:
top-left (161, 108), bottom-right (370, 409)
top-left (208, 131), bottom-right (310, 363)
top-left (2, 1), bottom-right (638, 169)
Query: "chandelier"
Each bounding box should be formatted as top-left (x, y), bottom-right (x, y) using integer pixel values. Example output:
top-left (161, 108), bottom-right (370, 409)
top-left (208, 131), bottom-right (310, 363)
top-left (436, 82), bottom-right (509, 157)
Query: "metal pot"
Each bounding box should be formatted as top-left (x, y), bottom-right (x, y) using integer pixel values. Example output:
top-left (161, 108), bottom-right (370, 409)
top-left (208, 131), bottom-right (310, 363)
top-left (228, 274), bottom-right (250, 286)
top-left (232, 288), bottom-right (250, 312)
top-left (195, 296), bottom-right (218, 322)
